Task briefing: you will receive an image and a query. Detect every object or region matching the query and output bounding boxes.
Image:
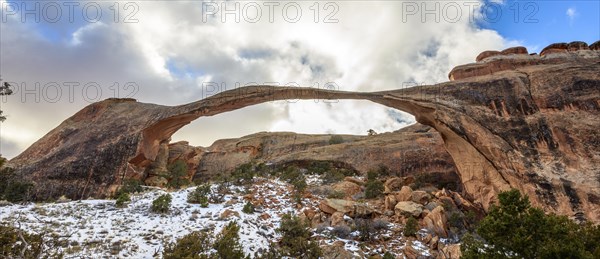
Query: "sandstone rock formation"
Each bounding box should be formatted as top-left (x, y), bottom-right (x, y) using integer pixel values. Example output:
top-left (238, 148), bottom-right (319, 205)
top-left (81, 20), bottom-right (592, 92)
top-left (423, 206), bottom-right (449, 237)
top-left (450, 40), bottom-right (600, 80)
top-left (319, 199), bottom-right (355, 215)
top-left (395, 201), bottom-right (423, 217)
top-left (411, 191), bottom-right (432, 205)
top-left (319, 198), bottom-right (378, 218)
top-left (331, 181), bottom-right (362, 198)
top-left (396, 186), bottom-right (414, 202)
top-left (8, 41), bottom-right (600, 222)
top-left (178, 123), bottom-right (457, 184)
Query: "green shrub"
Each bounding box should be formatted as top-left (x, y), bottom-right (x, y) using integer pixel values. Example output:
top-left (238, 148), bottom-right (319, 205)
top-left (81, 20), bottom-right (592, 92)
top-left (167, 160), bottom-right (190, 189)
top-left (163, 231), bottom-right (212, 259)
top-left (243, 201), bottom-right (255, 214)
top-left (364, 170), bottom-right (383, 199)
top-left (231, 162), bottom-right (255, 185)
top-left (410, 172), bottom-right (458, 191)
top-left (163, 222), bottom-right (247, 259)
top-left (255, 243), bottom-right (282, 259)
top-left (382, 251), bottom-right (395, 259)
top-left (328, 135), bottom-right (344, 145)
top-left (462, 189), bottom-right (600, 258)
top-left (254, 162), bottom-right (273, 177)
top-left (200, 197), bottom-right (209, 208)
top-left (447, 211), bottom-right (465, 230)
top-left (322, 169), bottom-right (346, 184)
top-left (151, 194), bottom-right (172, 214)
top-left (376, 165), bottom-right (391, 177)
top-left (404, 216), bottom-right (418, 237)
top-left (279, 166), bottom-right (307, 204)
top-left (307, 161), bottom-right (331, 174)
top-left (115, 192), bottom-right (131, 208)
top-left (3, 181), bottom-right (33, 202)
top-left (208, 192), bottom-right (225, 204)
top-left (188, 184), bottom-right (211, 205)
top-left (355, 218), bottom-right (375, 241)
top-left (120, 179), bottom-right (144, 194)
top-left (0, 224), bottom-right (43, 257)
top-left (291, 175), bottom-right (307, 193)
top-left (327, 190), bottom-right (346, 199)
top-left (372, 218), bottom-right (390, 231)
top-left (277, 214), bottom-right (322, 258)
top-left (331, 225), bottom-right (351, 239)
top-left (0, 224), bottom-right (65, 258)
top-left (0, 164), bottom-right (33, 203)
top-left (279, 167), bottom-right (307, 192)
top-left (279, 166), bottom-right (300, 182)
top-left (213, 221), bottom-right (245, 258)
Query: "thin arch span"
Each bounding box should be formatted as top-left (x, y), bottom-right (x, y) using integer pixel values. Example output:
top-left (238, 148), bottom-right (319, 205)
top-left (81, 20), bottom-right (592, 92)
top-left (132, 85), bottom-right (509, 213)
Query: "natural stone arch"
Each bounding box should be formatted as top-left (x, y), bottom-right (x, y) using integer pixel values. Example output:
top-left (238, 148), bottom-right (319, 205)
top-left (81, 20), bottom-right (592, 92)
top-left (125, 85), bottom-right (511, 214)
top-left (9, 48), bottom-right (600, 222)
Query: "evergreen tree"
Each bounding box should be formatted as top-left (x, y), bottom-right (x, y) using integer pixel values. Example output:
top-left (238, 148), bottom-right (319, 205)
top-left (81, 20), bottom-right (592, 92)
top-left (213, 221), bottom-right (245, 259)
top-left (462, 189), bottom-right (600, 258)
top-left (276, 214), bottom-right (321, 258)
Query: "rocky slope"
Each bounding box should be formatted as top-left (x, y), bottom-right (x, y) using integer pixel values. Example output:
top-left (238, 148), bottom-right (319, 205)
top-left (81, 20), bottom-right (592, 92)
top-left (0, 175), bottom-right (466, 258)
top-left (7, 40), bottom-right (600, 222)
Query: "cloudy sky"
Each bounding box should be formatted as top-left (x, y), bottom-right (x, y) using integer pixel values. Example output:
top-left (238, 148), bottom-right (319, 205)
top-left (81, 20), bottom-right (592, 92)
top-left (0, 0), bottom-right (598, 158)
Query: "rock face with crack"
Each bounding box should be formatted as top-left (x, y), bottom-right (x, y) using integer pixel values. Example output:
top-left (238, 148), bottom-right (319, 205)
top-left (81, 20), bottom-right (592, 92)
top-left (8, 41), bottom-right (600, 222)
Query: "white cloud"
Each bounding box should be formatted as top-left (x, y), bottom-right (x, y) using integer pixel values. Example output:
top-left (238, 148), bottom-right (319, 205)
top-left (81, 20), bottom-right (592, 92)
top-left (567, 7), bottom-right (578, 23)
top-left (0, 0), bottom-right (509, 157)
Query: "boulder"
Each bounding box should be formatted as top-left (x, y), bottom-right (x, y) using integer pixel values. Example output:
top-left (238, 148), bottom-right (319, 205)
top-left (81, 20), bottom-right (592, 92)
top-left (567, 41), bottom-right (589, 51)
top-left (402, 176), bottom-right (415, 186)
top-left (384, 194), bottom-right (398, 211)
top-left (224, 199), bottom-right (238, 206)
top-left (421, 233), bottom-right (432, 244)
top-left (319, 199), bottom-right (355, 215)
top-left (354, 202), bottom-right (378, 217)
top-left (411, 191), bottom-right (432, 205)
top-left (590, 40), bottom-right (600, 50)
top-left (321, 242), bottom-right (360, 259)
top-left (540, 42), bottom-right (568, 56)
top-left (219, 209), bottom-right (240, 219)
top-left (56, 195), bottom-right (71, 203)
top-left (429, 236), bottom-right (439, 250)
top-left (475, 50), bottom-right (502, 62)
top-left (501, 46), bottom-right (528, 55)
top-left (438, 197), bottom-right (456, 210)
top-left (423, 206), bottom-right (448, 237)
top-left (451, 192), bottom-right (477, 212)
top-left (434, 188), bottom-right (450, 198)
top-left (344, 177), bottom-right (365, 186)
top-left (144, 176), bottom-right (167, 187)
top-left (425, 201), bottom-right (440, 211)
top-left (395, 201), bottom-right (423, 218)
top-left (331, 212), bottom-right (345, 227)
top-left (260, 213), bottom-right (270, 221)
top-left (439, 244), bottom-right (461, 259)
top-left (332, 181), bottom-right (362, 197)
top-left (395, 186), bottom-right (413, 202)
top-left (403, 240), bottom-right (421, 259)
top-left (384, 177), bottom-right (403, 194)
top-left (303, 207), bottom-right (317, 220)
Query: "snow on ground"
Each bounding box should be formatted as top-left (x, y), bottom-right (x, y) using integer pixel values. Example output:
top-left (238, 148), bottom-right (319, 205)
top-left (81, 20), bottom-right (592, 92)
top-left (0, 176), bottom-right (436, 258)
top-left (0, 178), bottom-right (300, 258)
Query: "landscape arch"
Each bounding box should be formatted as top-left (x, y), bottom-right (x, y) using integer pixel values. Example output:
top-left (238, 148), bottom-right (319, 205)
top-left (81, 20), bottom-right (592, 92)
top-left (10, 50), bottom-right (600, 222)
top-left (134, 85), bottom-right (510, 212)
